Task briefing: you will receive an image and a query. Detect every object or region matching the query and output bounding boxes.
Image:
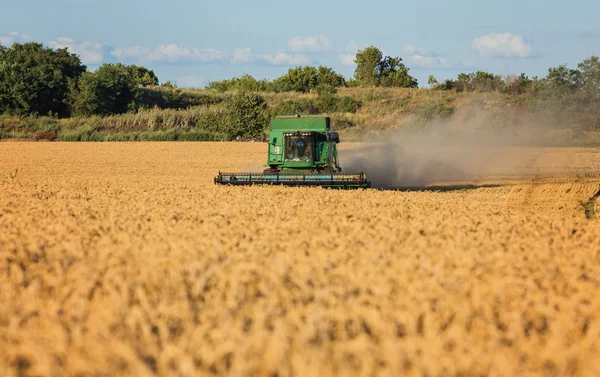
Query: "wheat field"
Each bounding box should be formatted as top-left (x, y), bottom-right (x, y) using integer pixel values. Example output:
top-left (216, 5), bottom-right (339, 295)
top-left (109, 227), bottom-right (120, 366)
top-left (1, 142), bottom-right (600, 377)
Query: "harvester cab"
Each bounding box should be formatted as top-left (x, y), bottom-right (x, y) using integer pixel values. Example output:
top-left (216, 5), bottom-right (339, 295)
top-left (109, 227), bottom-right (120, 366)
top-left (264, 116), bottom-right (341, 174)
top-left (214, 116), bottom-right (369, 188)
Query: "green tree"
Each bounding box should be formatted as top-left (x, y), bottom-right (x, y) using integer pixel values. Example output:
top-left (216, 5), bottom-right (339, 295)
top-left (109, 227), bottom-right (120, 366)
top-left (577, 56), bottom-right (600, 128)
top-left (235, 74), bottom-right (270, 91)
top-left (273, 66), bottom-right (318, 92)
top-left (545, 65), bottom-right (582, 93)
top-left (0, 42), bottom-right (86, 116)
top-left (346, 78), bottom-right (359, 87)
top-left (316, 66), bottom-right (346, 88)
top-left (428, 75), bottom-right (438, 88)
top-left (207, 66), bottom-right (345, 93)
top-left (226, 92), bottom-right (270, 139)
top-left (439, 79), bottom-right (456, 91)
top-left (503, 73), bottom-right (532, 94)
top-left (207, 74), bottom-right (270, 92)
top-left (454, 73), bottom-right (471, 92)
top-left (453, 71), bottom-right (503, 92)
top-left (353, 46), bottom-right (382, 87)
top-left (73, 63), bottom-right (138, 116)
top-left (578, 56), bottom-right (600, 100)
top-left (471, 71), bottom-right (503, 92)
top-left (378, 56), bottom-right (418, 88)
top-left (353, 46), bottom-right (418, 88)
top-left (161, 80), bottom-right (177, 88)
top-left (127, 65), bottom-right (159, 87)
top-left (531, 63), bottom-right (588, 128)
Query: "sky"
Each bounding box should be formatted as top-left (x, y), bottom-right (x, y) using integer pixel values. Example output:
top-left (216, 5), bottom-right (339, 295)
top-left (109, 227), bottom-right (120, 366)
top-left (1, 0), bottom-right (599, 88)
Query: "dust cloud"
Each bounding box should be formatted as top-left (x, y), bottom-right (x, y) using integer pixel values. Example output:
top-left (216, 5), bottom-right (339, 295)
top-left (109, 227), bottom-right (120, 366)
top-left (342, 122), bottom-right (576, 189)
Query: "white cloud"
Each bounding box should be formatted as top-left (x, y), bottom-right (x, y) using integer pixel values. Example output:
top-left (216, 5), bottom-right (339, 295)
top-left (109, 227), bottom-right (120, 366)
top-left (402, 44), bottom-right (464, 69)
top-left (339, 41), bottom-right (358, 66)
top-left (10, 31), bottom-right (32, 40)
top-left (112, 43), bottom-right (309, 66)
top-left (403, 44), bottom-right (419, 55)
top-left (0, 31), bottom-right (31, 46)
top-left (0, 33), bottom-right (107, 65)
top-left (112, 44), bottom-right (225, 64)
top-left (231, 48), bottom-right (255, 64)
top-left (231, 48), bottom-right (310, 65)
top-left (339, 54), bottom-right (355, 66)
top-left (175, 76), bottom-right (205, 88)
top-left (112, 46), bottom-right (148, 60)
top-left (410, 54), bottom-right (464, 69)
top-left (259, 52), bottom-right (311, 66)
top-left (289, 34), bottom-right (330, 52)
top-left (403, 44), bottom-right (437, 57)
top-left (231, 47), bottom-right (314, 66)
top-left (472, 33), bottom-right (536, 58)
top-left (49, 37), bottom-right (106, 65)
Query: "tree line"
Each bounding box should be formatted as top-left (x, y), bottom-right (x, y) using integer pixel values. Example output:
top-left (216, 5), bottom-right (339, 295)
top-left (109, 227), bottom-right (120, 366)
top-left (0, 42), bottom-right (159, 117)
top-left (2, 40), bottom-right (599, 126)
top-left (426, 56), bottom-right (600, 128)
top-left (208, 46), bottom-right (418, 92)
top-left (427, 56), bottom-right (600, 98)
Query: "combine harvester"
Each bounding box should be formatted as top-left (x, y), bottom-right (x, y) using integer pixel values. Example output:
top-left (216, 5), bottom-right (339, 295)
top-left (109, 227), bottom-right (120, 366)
top-left (215, 116), bottom-right (370, 188)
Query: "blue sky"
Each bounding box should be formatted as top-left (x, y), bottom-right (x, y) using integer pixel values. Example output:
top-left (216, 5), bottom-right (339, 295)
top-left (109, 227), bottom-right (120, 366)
top-left (1, 0), bottom-right (599, 87)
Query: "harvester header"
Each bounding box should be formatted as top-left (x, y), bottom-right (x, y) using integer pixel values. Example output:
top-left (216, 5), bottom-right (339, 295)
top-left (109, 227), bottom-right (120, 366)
top-left (214, 116), bottom-right (369, 188)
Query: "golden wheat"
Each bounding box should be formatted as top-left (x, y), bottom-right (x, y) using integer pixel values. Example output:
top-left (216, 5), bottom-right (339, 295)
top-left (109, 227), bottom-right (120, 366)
top-left (1, 142), bottom-right (600, 377)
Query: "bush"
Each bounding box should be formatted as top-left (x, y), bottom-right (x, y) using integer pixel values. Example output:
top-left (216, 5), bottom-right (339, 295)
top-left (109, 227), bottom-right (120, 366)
top-left (207, 66), bottom-right (346, 94)
top-left (450, 71), bottom-right (504, 92)
top-left (32, 130), bottom-right (57, 141)
top-left (336, 96), bottom-right (361, 113)
top-left (207, 74), bottom-right (271, 92)
top-left (418, 100), bottom-right (455, 122)
top-left (502, 73), bottom-right (532, 95)
top-left (317, 95), bottom-right (362, 114)
top-left (137, 131), bottom-right (177, 141)
top-left (271, 100), bottom-right (319, 116)
top-left (54, 129), bottom-right (224, 142)
top-left (313, 84), bottom-right (337, 95)
top-left (315, 66), bottom-right (346, 88)
top-left (73, 63), bottom-right (138, 116)
top-left (176, 131), bottom-right (224, 141)
top-left (136, 87), bottom-right (222, 109)
top-left (433, 80), bottom-right (456, 91)
top-left (57, 127), bottom-right (95, 141)
top-left (272, 67), bottom-right (318, 93)
top-left (104, 132), bottom-right (139, 142)
top-left (272, 95), bottom-right (361, 116)
top-left (127, 65), bottom-right (159, 87)
top-left (192, 108), bottom-right (229, 134)
top-left (332, 117), bottom-right (354, 129)
top-left (225, 92), bottom-right (269, 140)
top-left (316, 94), bottom-right (338, 113)
top-left (19, 116), bottom-right (60, 133)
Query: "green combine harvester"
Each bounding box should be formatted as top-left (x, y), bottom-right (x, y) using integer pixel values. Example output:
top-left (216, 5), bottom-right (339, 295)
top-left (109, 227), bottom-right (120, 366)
top-left (214, 116), bottom-right (370, 188)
